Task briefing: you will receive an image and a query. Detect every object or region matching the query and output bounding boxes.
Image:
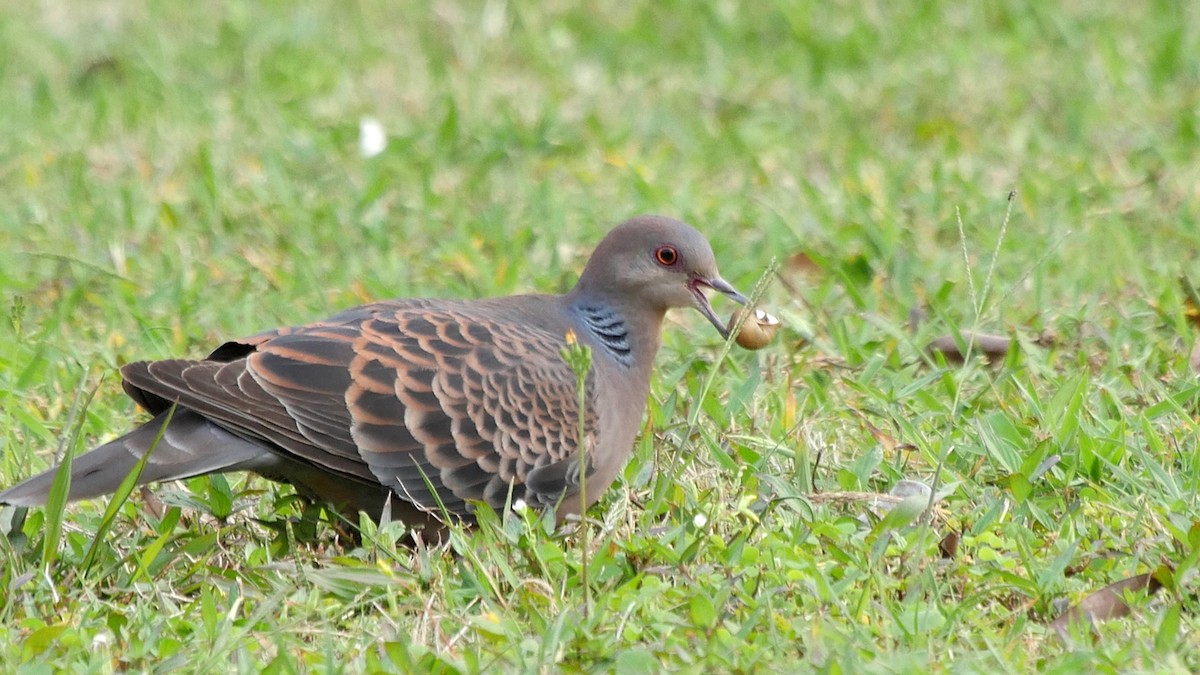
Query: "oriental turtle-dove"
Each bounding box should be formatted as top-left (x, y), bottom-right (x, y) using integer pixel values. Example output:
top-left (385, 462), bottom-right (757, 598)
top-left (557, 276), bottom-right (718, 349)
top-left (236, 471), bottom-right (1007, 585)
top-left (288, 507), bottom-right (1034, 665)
top-left (0, 215), bottom-right (749, 530)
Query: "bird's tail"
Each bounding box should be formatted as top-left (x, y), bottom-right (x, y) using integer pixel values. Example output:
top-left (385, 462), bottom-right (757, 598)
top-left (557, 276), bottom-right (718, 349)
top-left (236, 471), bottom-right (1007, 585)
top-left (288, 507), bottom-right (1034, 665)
top-left (0, 409), bottom-right (271, 507)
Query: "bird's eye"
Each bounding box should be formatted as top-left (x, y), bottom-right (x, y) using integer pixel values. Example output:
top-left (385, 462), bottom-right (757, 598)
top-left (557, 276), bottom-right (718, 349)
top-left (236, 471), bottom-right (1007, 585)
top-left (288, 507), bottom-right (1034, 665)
top-left (654, 246), bottom-right (679, 267)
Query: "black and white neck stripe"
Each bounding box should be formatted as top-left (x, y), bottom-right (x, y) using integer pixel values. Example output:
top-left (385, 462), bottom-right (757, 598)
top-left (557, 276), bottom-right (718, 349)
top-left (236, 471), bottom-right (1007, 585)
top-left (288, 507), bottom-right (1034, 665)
top-left (577, 305), bottom-right (633, 366)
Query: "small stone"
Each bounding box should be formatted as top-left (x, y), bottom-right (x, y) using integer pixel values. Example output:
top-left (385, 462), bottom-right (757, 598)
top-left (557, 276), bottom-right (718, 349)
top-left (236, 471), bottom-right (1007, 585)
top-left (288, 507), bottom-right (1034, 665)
top-left (889, 479), bottom-right (932, 501)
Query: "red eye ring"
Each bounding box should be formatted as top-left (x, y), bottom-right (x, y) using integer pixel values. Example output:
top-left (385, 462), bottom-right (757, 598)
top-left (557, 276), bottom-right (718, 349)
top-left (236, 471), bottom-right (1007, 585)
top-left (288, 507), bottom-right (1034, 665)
top-left (654, 245), bottom-right (679, 267)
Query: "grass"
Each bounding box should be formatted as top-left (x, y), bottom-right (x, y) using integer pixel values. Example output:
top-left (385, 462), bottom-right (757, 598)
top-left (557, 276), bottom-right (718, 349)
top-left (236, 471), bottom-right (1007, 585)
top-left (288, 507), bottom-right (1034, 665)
top-left (1, 0), bottom-right (1199, 671)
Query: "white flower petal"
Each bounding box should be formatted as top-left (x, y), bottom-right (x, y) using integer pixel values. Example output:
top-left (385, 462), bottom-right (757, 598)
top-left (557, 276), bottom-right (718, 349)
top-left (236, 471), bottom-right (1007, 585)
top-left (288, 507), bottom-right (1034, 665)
top-left (359, 116), bottom-right (387, 158)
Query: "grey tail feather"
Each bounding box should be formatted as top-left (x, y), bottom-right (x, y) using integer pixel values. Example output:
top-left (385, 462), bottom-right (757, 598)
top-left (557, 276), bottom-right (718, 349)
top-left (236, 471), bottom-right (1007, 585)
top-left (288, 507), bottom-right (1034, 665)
top-left (0, 409), bottom-right (274, 507)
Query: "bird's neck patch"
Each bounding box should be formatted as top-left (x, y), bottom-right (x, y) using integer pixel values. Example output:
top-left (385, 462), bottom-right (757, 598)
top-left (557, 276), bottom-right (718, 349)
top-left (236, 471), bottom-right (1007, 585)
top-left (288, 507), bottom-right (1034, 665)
top-left (576, 305), bottom-right (634, 366)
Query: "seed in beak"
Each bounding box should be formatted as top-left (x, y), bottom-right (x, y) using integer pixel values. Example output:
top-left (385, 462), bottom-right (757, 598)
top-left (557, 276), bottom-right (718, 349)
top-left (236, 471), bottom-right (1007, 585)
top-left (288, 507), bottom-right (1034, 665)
top-left (727, 308), bottom-right (781, 350)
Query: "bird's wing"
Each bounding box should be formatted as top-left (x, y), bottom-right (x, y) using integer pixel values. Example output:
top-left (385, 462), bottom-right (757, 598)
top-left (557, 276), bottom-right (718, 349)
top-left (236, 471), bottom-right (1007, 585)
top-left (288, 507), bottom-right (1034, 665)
top-left (120, 302), bottom-right (598, 517)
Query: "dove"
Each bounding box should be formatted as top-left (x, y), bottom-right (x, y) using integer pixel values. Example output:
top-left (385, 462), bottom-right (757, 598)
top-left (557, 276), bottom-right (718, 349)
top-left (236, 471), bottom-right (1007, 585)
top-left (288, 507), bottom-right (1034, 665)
top-left (0, 215), bottom-right (749, 530)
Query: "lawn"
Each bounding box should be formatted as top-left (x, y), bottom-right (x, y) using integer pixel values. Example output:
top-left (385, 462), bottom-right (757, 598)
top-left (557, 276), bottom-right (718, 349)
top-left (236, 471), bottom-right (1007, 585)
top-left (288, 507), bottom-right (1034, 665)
top-left (1, 0), bottom-right (1199, 672)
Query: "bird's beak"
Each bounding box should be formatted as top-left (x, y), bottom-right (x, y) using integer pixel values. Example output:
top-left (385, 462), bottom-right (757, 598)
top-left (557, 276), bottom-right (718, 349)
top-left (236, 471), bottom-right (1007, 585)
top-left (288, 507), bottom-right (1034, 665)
top-left (690, 276), bottom-right (749, 339)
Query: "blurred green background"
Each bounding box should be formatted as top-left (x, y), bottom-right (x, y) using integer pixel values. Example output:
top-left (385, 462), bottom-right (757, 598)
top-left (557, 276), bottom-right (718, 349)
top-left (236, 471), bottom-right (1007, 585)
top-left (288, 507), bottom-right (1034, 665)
top-left (1, 1), bottom-right (1198, 671)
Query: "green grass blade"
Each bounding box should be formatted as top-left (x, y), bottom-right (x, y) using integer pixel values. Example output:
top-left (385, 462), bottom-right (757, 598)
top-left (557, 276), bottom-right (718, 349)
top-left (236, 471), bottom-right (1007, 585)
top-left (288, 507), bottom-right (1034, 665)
top-left (40, 373), bottom-right (102, 573)
top-left (80, 403), bottom-right (177, 577)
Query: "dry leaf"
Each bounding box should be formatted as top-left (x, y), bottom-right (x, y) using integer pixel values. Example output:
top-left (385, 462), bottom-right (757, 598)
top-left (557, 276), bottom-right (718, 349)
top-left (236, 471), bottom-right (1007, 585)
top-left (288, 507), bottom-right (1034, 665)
top-left (778, 250), bottom-right (822, 300)
top-left (852, 409), bottom-right (916, 452)
top-left (1035, 328), bottom-right (1059, 348)
top-left (939, 531), bottom-right (960, 559)
top-left (1180, 274), bottom-right (1200, 330)
top-left (1050, 568), bottom-right (1169, 641)
top-left (139, 486), bottom-right (166, 520)
top-left (785, 251), bottom-right (822, 277)
top-left (806, 491), bottom-right (906, 507)
top-left (927, 331), bottom-right (1013, 364)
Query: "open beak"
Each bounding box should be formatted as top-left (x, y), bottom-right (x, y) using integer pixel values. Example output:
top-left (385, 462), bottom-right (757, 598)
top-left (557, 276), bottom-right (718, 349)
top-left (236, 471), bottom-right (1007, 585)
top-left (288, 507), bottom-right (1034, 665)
top-left (690, 276), bottom-right (749, 339)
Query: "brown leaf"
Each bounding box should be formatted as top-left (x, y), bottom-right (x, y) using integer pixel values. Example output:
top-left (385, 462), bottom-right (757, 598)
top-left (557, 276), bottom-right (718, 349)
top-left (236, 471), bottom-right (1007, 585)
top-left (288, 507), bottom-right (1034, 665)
top-left (927, 331), bottom-right (1013, 364)
top-left (1035, 328), bottom-right (1059, 348)
top-left (850, 409), bottom-right (916, 452)
top-left (1180, 274), bottom-right (1200, 330)
top-left (139, 486), bottom-right (166, 520)
top-left (1050, 568), bottom-right (1170, 641)
top-left (786, 251), bottom-right (822, 277)
top-left (939, 531), bottom-right (960, 559)
top-left (778, 251), bottom-right (824, 300)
